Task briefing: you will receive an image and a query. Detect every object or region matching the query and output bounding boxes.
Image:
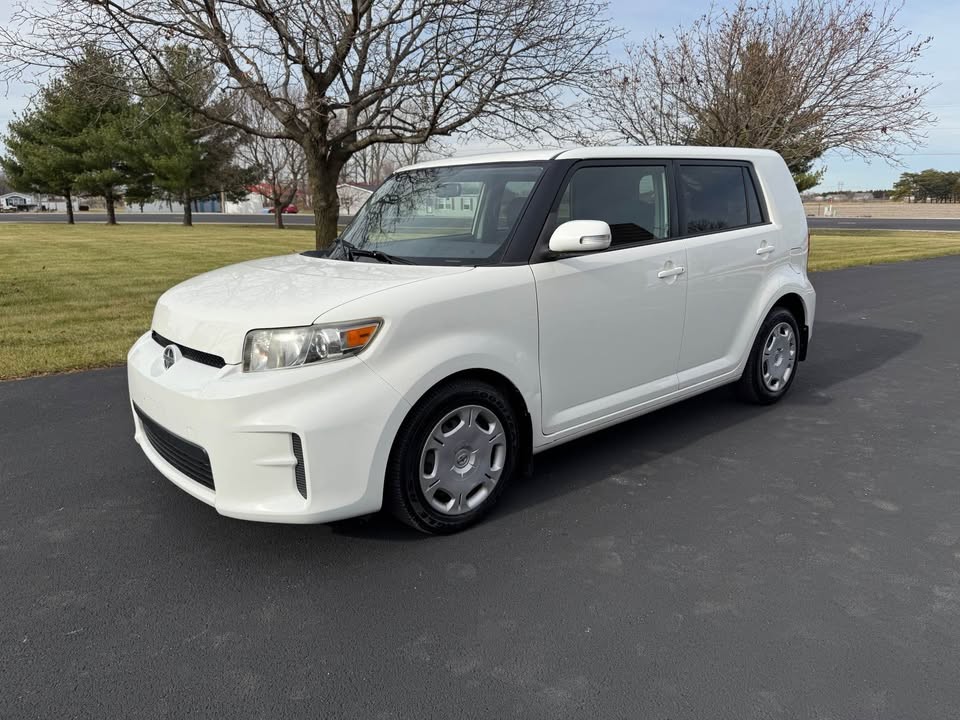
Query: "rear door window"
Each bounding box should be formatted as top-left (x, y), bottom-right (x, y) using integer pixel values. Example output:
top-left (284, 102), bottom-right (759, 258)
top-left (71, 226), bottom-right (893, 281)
top-left (679, 164), bottom-right (760, 234)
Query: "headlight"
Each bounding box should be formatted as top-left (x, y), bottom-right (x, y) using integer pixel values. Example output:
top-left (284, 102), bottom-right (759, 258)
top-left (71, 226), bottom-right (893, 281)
top-left (242, 319), bottom-right (381, 373)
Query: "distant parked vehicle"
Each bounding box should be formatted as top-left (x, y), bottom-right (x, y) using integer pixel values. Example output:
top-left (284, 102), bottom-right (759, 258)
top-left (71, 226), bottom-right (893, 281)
top-left (129, 146), bottom-right (815, 534)
top-left (283, 205), bottom-right (298, 214)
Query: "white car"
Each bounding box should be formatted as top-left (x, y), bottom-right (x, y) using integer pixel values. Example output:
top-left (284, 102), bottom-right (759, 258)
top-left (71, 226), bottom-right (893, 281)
top-left (128, 146), bottom-right (815, 533)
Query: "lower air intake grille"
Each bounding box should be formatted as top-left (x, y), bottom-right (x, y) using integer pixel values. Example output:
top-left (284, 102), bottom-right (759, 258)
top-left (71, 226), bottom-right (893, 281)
top-left (152, 330), bottom-right (226, 369)
top-left (135, 405), bottom-right (215, 491)
top-left (292, 434), bottom-right (307, 499)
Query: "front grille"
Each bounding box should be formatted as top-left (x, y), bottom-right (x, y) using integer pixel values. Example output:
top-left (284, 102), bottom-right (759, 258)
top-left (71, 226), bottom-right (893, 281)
top-left (292, 434), bottom-right (307, 499)
top-left (152, 330), bottom-right (226, 369)
top-left (135, 405), bottom-right (215, 490)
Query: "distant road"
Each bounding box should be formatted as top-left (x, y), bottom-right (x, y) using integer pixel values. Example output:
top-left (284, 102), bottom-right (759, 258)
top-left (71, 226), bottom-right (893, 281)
top-left (3, 212), bottom-right (960, 232)
top-left (0, 212), bottom-right (346, 226)
top-left (806, 217), bottom-right (960, 232)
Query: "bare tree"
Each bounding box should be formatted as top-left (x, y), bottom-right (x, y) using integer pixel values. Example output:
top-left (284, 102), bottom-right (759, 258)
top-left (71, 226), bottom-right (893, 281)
top-left (343, 137), bottom-right (448, 185)
top-left (238, 102), bottom-right (306, 229)
top-left (588, 0), bottom-right (934, 188)
top-left (345, 143), bottom-right (390, 185)
top-left (1, 0), bottom-right (615, 248)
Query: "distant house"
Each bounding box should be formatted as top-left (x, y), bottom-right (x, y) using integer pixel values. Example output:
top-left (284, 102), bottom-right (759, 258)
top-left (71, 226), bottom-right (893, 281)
top-left (131, 195), bottom-right (223, 213)
top-left (39, 196), bottom-right (74, 212)
top-left (131, 198), bottom-right (186, 214)
top-left (242, 183), bottom-right (300, 213)
top-left (0, 192), bottom-right (35, 210)
top-left (224, 192), bottom-right (265, 214)
top-left (337, 183), bottom-right (376, 215)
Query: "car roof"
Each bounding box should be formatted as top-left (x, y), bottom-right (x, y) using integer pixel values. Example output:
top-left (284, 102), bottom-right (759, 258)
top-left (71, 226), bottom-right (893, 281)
top-left (397, 149), bottom-right (560, 171)
top-left (397, 146), bottom-right (781, 172)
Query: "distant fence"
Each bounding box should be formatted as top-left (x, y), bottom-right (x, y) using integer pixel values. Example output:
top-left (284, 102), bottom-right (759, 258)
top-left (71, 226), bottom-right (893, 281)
top-left (803, 201), bottom-right (960, 219)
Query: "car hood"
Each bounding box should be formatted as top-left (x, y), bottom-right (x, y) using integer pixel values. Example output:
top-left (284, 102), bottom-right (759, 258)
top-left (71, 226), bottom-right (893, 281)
top-left (152, 253), bottom-right (472, 364)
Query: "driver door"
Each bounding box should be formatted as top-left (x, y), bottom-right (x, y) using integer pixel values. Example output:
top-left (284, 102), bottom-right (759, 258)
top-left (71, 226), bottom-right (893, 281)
top-left (532, 163), bottom-right (687, 436)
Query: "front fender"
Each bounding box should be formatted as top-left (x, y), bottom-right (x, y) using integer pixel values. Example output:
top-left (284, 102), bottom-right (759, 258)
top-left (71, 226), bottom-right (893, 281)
top-left (370, 339), bottom-right (540, 413)
top-left (324, 264), bottom-right (542, 463)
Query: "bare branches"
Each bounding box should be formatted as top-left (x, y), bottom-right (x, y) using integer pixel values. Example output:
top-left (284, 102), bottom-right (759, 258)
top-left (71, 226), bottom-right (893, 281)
top-left (1, 0), bottom-right (615, 146)
top-left (343, 137), bottom-right (449, 184)
top-left (237, 99), bottom-right (306, 226)
top-left (0, 0), bottom-right (616, 245)
top-left (590, 0), bottom-right (935, 171)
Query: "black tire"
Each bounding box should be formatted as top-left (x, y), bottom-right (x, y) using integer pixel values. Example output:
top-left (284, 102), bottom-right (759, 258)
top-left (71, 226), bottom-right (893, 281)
top-left (736, 307), bottom-right (801, 405)
top-left (385, 379), bottom-right (522, 534)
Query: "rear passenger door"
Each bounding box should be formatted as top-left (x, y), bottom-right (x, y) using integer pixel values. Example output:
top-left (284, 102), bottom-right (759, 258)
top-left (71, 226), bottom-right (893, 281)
top-left (532, 163), bottom-right (687, 435)
top-left (674, 162), bottom-right (779, 387)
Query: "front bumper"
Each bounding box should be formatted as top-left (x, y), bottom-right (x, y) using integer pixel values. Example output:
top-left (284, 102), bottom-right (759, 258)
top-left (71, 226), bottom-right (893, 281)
top-left (127, 331), bottom-right (410, 523)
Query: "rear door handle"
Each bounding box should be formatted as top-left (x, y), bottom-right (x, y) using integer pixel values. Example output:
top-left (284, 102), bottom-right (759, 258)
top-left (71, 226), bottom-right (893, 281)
top-left (657, 266), bottom-right (686, 279)
top-left (756, 245), bottom-right (775, 255)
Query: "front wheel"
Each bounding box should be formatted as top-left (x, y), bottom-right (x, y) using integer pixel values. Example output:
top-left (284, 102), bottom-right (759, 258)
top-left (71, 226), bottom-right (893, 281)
top-left (385, 380), bottom-right (521, 534)
top-left (736, 308), bottom-right (800, 405)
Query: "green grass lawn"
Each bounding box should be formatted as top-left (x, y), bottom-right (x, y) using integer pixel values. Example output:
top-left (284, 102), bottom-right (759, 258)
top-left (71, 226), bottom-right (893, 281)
top-left (0, 224), bottom-right (314, 380)
top-left (2, 223), bottom-right (960, 379)
top-left (807, 229), bottom-right (960, 271)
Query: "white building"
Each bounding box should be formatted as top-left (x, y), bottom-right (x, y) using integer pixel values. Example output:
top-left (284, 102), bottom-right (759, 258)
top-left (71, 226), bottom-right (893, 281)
top-left (0, 192), bottom-right (36, 210)
top-left (130, 198), bottom-right (185, 214)
top-left (224, 192), bottom-right (265, 214)
top-left (0, 192), bottom-right (81, 211)
top-left (41, 196), bottom-right (74, 212)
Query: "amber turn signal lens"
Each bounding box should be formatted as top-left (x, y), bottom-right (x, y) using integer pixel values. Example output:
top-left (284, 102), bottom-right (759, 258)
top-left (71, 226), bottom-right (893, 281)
top-left (343, 324), bottom-right (379, 350)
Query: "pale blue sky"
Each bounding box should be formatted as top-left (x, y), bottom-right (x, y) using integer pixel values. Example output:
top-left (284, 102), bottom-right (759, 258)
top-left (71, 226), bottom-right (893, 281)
top-left (0, 0), bottom-right (957, 191)
top-left (607, 0), bottom-right (960, 191)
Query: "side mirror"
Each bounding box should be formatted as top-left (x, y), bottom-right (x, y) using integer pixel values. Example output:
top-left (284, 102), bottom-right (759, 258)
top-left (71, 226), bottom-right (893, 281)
top-left (548, 220), bottom-right (612, 253)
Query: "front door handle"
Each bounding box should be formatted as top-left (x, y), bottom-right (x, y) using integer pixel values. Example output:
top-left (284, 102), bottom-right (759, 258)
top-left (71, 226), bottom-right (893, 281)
top-left (756, 244), bottom-right (775, 255)
top-left (657, 266), bottom-right (686, 279)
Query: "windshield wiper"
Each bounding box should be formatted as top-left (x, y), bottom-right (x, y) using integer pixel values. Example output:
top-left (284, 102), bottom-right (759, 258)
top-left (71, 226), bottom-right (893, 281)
top-left (336, 238), bottom-right (413, 265)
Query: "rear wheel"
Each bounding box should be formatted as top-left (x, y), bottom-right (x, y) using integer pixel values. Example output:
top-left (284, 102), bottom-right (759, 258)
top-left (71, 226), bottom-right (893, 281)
top-left (736, 307), bottom-right (800, 405)
top-left (386, 379), bottom-right (521, 534)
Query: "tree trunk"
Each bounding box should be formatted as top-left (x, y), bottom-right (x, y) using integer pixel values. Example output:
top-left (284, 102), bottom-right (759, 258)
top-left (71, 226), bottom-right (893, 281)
top-left (273, 202), bottom-right (284, 229)
top-left (64, 189), bottom-right (75, 225)
top-left (183, 194), bottom-right (193, 226)
top-left (305, 150), bottom-right (344, 250)
top-left (105, 193), bottom-right (117, 225)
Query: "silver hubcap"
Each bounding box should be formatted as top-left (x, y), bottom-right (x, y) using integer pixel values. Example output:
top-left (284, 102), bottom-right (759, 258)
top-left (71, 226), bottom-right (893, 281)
top-left (761, 322), bottom-right (796, 392)
top-left (419, 405), bottom-right (507, 516)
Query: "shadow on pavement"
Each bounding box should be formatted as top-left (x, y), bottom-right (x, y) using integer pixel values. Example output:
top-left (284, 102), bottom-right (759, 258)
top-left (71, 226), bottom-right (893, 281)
top-left (795, 320), bottom-right (922, 397)
top-left (495, 319), bottom-right (922, 522)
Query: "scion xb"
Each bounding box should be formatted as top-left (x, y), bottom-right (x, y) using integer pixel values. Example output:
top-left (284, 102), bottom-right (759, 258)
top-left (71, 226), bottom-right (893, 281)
top-left (128, 146), bottom-right (815, 533)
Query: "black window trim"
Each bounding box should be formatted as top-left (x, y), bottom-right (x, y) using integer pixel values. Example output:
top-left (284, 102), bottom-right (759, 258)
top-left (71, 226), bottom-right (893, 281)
top-left (361, 155), bottom-right (775, 266)
top-left (530, 158), bottom-right (681, 263)
top-left (674, 159), bottom-right (772, 240)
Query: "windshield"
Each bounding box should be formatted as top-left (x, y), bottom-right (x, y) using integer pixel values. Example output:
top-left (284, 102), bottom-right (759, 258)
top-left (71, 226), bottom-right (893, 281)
top-left (335, 163), bottom-right (544, 266)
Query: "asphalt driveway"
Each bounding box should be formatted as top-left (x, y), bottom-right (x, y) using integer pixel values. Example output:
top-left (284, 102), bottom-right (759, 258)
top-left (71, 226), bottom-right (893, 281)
top-left (2, 257), bottom-right (959, 719)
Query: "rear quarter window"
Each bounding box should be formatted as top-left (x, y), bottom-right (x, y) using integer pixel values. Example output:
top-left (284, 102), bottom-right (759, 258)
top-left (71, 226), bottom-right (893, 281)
top-left (743, 168), bottom-right (764, 224)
